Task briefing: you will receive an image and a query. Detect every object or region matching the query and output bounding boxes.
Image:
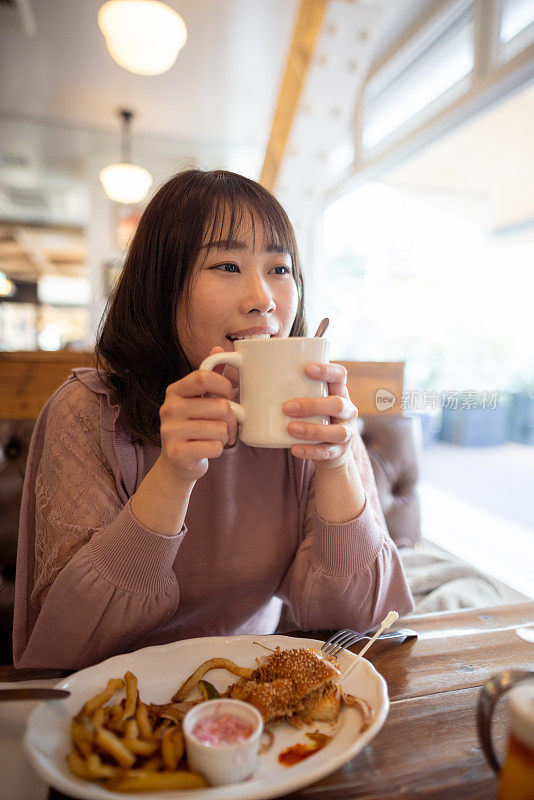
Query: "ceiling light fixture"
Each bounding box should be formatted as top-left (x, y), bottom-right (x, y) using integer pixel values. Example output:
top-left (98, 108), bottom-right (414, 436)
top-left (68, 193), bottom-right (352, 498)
top-left (0, 271), bottom-right (16, 298)
top-left (99, 109), bottom-right (153, 204)
top-left (98, 0), bottom-right (187, 75)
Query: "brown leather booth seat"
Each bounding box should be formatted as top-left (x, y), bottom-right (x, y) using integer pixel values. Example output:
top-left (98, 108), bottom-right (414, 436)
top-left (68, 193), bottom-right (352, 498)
top-left (0, 414), bottom-right (421, 664)
top-left (0, 419), bottom-right (34, 664)
top-left (359, 415), bottom-right (421, 549)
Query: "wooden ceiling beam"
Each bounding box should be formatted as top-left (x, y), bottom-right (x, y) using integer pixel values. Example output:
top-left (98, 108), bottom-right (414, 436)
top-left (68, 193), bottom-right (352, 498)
top-left (260, 0), bottom-right (328, 192)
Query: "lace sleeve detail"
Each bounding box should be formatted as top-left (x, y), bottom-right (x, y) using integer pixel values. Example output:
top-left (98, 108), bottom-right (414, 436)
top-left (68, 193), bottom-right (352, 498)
top-left (31, 381), bottom-right (123, 610)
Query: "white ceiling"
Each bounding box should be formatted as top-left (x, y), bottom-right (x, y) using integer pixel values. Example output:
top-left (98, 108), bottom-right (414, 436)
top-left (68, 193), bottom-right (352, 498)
top-left (0, 0), bottom-right (455, 242)
top-left (0, 0), bottom-right (433, 181)
top-left (0, 0), bottom-right (298, 177)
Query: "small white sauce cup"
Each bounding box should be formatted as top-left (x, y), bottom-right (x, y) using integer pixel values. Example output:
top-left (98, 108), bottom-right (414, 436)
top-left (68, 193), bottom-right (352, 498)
top-left (183, 698), bottom-right (264, 786)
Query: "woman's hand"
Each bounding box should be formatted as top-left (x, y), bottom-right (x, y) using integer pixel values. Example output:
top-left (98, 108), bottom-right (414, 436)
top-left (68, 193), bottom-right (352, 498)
top-left (282, 362), bottom-right (358, 471)
top-left (158, 346), bottom-right (238, 485)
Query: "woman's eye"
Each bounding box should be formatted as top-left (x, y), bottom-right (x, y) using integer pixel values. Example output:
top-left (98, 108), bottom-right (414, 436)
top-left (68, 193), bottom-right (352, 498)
top-left (211, 263), bottom-right (239, 272)
top-left (271, 266), bottom-right (292, 275)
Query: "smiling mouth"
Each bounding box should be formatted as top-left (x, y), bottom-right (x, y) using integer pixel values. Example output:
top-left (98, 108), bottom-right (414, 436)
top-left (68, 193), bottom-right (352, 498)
top-left (225, 334), bottom-right (274, 342)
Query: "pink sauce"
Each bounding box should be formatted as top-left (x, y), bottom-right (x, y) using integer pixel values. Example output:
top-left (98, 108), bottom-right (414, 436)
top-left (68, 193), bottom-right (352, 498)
top-left (193, 713), bottom-right (254, 746)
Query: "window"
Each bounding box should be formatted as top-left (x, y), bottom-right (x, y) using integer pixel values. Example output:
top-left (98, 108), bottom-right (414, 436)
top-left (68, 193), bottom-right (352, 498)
top-left (501, 0), bottom-right (534, 41)
top-left (323, 82), bottom-right (534, 394)
top-left (363, 4), bottom-right (474, 151)
top-left (320, 84), bottom-right (534, 595)
top-left (500, 0), bottom-right (534, 59)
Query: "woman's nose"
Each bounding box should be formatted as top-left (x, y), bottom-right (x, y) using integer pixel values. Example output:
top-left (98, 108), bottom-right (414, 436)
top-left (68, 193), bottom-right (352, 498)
top-left (240, 276), bottom-right (276, 314)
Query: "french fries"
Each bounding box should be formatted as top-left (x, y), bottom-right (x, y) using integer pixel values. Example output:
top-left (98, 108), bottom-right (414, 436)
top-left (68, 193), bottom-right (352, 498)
top-left (67, 749), bottom-right (92, 780)
top-left (161, 726), bottom-right (184, 770)
top-left (83, 678), bottom-right (124, 716)
top-left (67, 655), bottom-right (268, 792)
top-left (122, 671), bottom-right (138, 721)
top-left (106, 771), bottom-right (207, 792)
top-left (85, 753), bottom-right (118, 779)
top-left (123, 738), bottom-right (158, 757)
top-left (135, 702), bottom-right (153, 740)
top-left (71, 718), bottom-right (93, 757)
top-left (66, 671), bottom-right (207, 792)
top-left (95, 727), bottom-right (136, 769)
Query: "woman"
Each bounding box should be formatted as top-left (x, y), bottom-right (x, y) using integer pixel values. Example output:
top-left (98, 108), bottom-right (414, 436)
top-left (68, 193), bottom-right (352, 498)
top-left (13, 169), bottom-right (413, 669)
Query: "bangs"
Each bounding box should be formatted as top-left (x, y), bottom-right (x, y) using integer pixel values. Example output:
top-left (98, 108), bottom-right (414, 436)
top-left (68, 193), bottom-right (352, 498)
top-left (200, 173), bottom-right (295, 257)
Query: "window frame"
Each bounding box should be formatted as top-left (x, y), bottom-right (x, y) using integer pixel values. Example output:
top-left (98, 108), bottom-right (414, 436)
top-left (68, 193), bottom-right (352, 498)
top-left (325, 0), bottom-right (534, 205)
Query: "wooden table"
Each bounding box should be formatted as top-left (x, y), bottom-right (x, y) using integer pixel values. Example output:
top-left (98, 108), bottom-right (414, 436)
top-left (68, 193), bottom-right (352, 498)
top-left (2, 601), bottom-right (534, 799)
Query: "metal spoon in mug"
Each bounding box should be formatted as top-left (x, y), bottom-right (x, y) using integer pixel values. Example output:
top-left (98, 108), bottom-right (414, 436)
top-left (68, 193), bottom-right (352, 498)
top-left (314, 317), bottom-right (329, 337)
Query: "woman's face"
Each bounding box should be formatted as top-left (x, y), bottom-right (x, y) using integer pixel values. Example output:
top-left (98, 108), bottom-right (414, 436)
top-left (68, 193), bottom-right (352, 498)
top-left (177, 215), bottom-right (299, 371)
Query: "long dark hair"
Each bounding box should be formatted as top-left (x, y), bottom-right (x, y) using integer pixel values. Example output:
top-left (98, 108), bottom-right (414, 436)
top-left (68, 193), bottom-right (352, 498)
top-left (95, 169), bottom-right (307, 446)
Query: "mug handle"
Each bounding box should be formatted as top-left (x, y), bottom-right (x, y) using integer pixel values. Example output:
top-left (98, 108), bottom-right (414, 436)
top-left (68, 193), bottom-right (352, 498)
top-left (477, 669), bottom-right (534, 773)
top-left (199, 351), bottom-right (246, 425)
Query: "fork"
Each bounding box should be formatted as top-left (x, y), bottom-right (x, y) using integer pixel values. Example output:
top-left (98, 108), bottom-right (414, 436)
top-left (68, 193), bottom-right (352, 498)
top-left (321, 626), bottom-right (418, 657)
top-left (321, 629), bottom-right (365, 658)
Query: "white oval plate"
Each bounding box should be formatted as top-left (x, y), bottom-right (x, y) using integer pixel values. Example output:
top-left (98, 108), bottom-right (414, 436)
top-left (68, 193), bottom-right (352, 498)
top-left (24, 634), bottom-right (389, 800)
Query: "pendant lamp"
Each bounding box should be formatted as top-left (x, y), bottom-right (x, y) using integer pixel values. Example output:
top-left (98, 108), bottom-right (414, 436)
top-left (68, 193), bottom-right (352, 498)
top-left (0, 271), bottom-right (16, 298)
top-left (98, 0), bottom-right (187, 75)
top-left (99, 110), bottom-right (153, 205)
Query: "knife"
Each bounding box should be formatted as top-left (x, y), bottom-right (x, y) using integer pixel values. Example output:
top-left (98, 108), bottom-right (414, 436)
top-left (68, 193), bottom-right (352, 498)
top-left (0, 688), bottom-right (70, 701)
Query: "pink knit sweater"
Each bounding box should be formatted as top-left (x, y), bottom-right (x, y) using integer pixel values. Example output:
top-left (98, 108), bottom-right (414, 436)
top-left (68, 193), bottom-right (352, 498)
top-left (13, 368), bottom-right (413, 669)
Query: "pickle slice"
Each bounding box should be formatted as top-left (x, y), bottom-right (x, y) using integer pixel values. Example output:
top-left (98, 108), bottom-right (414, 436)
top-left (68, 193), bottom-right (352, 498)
top-left (197, 680), bottom-right (220, 701)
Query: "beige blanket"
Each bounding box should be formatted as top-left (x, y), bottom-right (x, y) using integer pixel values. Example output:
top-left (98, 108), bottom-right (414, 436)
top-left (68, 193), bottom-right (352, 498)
top-left (399, 542), bottom-right (526, 614)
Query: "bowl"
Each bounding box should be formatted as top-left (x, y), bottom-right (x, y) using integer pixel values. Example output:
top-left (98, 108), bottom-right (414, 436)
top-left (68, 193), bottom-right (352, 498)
top-left (182, 698), bottom-right (263, 786)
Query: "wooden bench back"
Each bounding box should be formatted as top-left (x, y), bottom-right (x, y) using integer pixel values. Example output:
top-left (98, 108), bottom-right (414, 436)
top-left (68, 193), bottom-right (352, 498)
top-left (335, 360), bottom-right (404, 415)
top-left (0, 351), bottom-right (95, 419)
top-left (0, 352), bottom-right (404, 419)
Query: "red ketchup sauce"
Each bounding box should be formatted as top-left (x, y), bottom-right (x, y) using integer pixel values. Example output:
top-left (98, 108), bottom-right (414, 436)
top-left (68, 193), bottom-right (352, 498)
top-left (278, 733), bottom-right (332, 766)
top-left (192, 713), bottom-right (253, 746)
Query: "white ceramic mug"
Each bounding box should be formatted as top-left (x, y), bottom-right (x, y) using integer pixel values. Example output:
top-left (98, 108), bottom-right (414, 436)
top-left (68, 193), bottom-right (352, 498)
top-left (199, 336), bottom-right (330, 448)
